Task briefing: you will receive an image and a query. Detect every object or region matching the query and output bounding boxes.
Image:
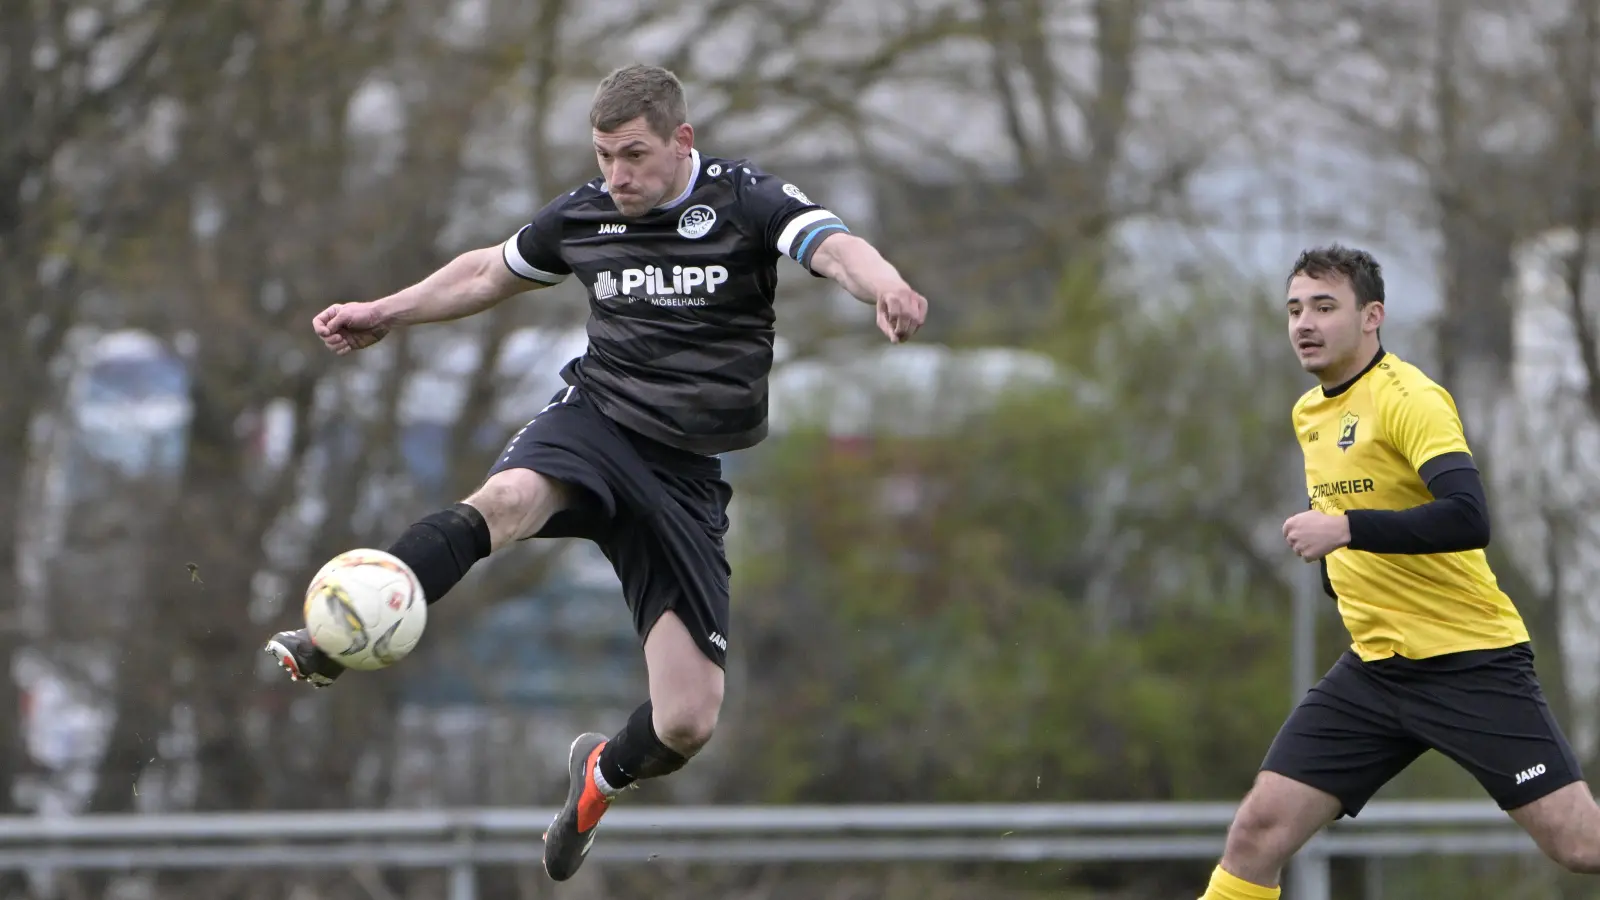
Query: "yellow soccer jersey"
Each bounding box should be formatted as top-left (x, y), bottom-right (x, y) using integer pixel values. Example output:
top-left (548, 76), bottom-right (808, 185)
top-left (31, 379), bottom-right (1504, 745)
top-left (1293, 352), bottom-right (1528, 661)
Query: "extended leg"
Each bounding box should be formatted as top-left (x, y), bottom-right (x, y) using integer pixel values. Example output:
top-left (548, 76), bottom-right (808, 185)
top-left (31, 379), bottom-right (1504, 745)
top-left (1402, 644), bottom-right (1594, 874)
top-left (1508, 782), bottom-right (1600, 873)
top-left (267, 467), bottom-right (573, 685)
top-left (1504, 782), bottom-right (1600, 872)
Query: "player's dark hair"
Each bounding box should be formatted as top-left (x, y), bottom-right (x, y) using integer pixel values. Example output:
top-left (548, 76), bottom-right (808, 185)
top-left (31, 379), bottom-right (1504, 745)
top-left (590, 64), bottom-right (688, 141)
top-left (1288, 244), bottom-right (1386, 307)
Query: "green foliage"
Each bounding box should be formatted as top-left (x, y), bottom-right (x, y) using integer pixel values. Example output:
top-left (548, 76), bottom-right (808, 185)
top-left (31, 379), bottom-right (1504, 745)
top-left (727, 280), bottom-right (1318, 818)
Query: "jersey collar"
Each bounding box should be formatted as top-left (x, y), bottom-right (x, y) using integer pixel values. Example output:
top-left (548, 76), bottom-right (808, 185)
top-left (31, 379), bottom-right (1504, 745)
top-left (1322, 347), bottom-right (1387, 398)
top-left (653, 148), bottom-right (702, 212)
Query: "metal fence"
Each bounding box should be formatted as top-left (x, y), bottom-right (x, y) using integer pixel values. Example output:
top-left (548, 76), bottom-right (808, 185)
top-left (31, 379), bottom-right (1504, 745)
top-left (0, 800), bottom-right (1545, 900)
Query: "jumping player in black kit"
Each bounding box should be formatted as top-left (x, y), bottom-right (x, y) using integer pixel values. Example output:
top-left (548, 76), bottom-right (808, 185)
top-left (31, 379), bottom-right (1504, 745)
top-left (264, 64), bottom-right (929, 881)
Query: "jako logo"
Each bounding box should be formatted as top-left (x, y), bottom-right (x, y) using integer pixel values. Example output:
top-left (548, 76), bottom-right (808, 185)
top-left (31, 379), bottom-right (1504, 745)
top-left (621, 265), bottom-right (729, 296)
top-left (1515, 763), bottom-right (1546, 785)
top-left (598, 223), bottom-right (626, 234)
top-left (708, 631), bottom-right (728, 651)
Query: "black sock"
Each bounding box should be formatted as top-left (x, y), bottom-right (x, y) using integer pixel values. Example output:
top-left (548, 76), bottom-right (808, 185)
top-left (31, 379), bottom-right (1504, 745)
top-left (596, 701), bottom-right (687, 791)
top-left (384, 503), bottom-right (491, 604)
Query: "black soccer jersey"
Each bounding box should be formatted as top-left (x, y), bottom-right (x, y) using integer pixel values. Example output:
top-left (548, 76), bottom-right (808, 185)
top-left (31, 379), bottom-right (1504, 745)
top-left (500, 149), bottom-right (849, 455)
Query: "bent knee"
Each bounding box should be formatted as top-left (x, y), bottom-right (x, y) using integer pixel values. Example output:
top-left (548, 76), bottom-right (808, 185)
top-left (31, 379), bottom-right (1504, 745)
top-left (654, 694), bottom-right (722, 757)
top-left (1223, 785), bottom-right (1326, 873)
top-left (1225, 801), bottom-right (1288, 862)
top-left (465, 469), bottom-right (572, 546)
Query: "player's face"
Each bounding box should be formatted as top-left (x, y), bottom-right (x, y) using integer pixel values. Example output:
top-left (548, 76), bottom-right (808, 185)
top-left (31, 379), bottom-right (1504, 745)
top-left (1285, 273), bottom-right (1383, 378)
top-left (594, 118), bottom-right (693, 217)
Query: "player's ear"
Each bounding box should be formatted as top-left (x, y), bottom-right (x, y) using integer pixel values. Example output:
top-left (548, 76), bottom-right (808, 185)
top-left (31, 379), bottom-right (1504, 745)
top-left (1363, 300), bottom-right (1385, 333)
top-left (673, 122), bottom-right (693, 158)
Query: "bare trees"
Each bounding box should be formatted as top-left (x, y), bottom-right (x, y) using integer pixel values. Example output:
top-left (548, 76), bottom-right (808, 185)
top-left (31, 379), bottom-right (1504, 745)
top-left (10, 0), bottom-right (1600, 896)
top-left (2, 0), bottom-right (216, 844)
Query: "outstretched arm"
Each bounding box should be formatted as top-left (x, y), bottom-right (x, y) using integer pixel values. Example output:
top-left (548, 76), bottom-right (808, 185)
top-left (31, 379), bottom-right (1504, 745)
top-left (316, 202), bottom-right (572, 355)
top-left (735, 165), bottom-right (926, 342)
top-left (314, 246), bottom-right (551, 354)
top-left (373, 245), bottom-right (545, 326)
top-left (809, 234), bottom-right (928, 343)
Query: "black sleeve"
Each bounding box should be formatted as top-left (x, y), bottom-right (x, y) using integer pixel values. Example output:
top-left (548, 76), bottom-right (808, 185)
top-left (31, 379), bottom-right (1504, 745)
top-left (1344, 452), bottom-right (1490, 554)
top-left (500, 192), bottom-right (573, 285)
top-left (732, 164), bottom-right (849, 274)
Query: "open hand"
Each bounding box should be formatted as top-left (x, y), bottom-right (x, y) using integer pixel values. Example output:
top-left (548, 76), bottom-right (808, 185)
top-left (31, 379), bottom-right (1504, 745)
top-left (313, 302), bottom-right (391, 355)
top-left (876, 284), bottom-right (927, 344)
top-left (1282, 510), bottom-right (1351, 562)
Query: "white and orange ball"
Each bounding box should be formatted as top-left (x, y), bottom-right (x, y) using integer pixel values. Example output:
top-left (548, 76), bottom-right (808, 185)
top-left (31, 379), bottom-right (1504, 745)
top-left (303, 549), bottom-right (427, 671)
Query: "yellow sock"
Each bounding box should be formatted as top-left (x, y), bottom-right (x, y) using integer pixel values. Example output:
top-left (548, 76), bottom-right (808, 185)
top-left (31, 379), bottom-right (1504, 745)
top-left (1199, 865), bottom-right (1281, 900)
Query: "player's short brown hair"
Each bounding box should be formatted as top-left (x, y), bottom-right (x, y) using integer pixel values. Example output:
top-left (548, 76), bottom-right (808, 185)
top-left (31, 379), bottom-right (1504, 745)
top-left (590, 64), bottom-right (688, 141)
top-left (1288, 244), bottom-right (1386, 307)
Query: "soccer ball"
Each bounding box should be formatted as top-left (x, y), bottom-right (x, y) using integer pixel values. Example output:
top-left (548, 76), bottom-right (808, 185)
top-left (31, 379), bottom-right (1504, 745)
top-left (303, 549), bottom-right (428, 671)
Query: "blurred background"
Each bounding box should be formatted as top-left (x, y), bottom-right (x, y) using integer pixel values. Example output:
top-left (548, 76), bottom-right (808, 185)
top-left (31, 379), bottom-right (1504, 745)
top-left (7, 0), bottom-right (1600, 897)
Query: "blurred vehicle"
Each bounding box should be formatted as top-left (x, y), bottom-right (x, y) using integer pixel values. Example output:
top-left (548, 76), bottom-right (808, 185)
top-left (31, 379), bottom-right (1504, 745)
top-left (66, 329), bottom-right (193, 479)
top-left (35, 329), bottom-right (193, 522)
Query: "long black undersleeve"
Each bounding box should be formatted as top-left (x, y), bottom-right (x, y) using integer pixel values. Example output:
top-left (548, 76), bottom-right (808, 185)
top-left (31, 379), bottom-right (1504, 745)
top-left (1344, 452), bottom-right (1490, 555)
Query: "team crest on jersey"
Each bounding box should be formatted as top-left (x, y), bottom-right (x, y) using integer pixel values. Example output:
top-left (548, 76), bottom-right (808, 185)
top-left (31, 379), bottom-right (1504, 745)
top-left (1337, 411), bottom-right (1359, 451)
top-left (783, 183), bottom-right (811, 204)
top-left (677, 204), bottom-right (717, 239)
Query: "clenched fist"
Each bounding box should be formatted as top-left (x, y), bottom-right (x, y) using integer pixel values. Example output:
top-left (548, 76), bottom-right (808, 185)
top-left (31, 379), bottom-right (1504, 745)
top-left (876, 284), bottom-right (928, 344)
top-left (313, 302), bottom-right (391, 355)
top-left (1282, 510), bottom-right (1351, 562)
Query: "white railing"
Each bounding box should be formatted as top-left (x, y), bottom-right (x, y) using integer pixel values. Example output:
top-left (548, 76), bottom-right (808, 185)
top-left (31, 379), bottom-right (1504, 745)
top-left (0, 801), bottom-right (1545, 900)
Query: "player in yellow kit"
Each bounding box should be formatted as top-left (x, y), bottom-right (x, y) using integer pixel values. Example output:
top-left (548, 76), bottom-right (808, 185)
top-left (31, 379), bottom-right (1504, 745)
top-left (1200, 245), bottom-right (1600, 900)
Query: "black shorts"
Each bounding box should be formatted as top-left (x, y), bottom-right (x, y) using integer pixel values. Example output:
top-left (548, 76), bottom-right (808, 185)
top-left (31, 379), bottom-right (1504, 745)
top-left (486, 386), bottom-right (733, 668)
top-left (1261, 643), bottom-right (1581, 816)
